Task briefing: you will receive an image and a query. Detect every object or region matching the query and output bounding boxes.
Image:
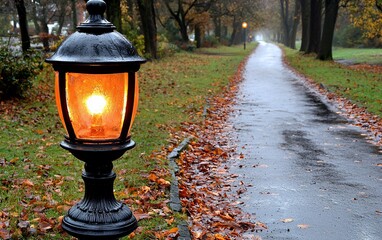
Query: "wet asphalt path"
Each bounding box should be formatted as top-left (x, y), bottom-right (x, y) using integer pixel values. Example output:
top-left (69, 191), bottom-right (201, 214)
top-left (228, 42), bottom-right (382, 239)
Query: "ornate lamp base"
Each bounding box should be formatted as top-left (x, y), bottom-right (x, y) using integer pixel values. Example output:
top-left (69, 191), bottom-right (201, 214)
top-left (62, 160), bottom-right (137, 239)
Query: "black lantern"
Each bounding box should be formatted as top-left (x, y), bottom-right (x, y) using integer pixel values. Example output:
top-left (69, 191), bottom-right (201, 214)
top-left (46, 0), bottom-right (145, 239)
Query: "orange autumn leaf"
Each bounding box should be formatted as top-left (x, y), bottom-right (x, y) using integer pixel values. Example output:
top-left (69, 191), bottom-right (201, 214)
top-left (214, 234), bottom-right (228, 240)
top-left (220, 213), bottom-right (234, 221)
top-left (22, 179), bottom-right (34, 187)
top-left (165, 227), bottom-right (178, 235)
top-left (148, 173), bottom-right (158, 182)
top-left (157, 178), bottom-right (171, 186)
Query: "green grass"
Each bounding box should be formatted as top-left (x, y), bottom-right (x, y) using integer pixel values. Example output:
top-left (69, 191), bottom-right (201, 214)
top-left (0, 42), bottom-right (256, 239)
top-left (333, 47), bottom-right (382, 65)
top-left (283, 47), bottom-right (382, 116)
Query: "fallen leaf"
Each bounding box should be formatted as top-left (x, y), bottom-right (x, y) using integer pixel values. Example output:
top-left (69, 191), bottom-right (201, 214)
top-left (0, 229), bottom-right (10, 239)
top-left (297, 224), bottom-right (310, 229)
top-left (165, 217), bottom-right (174, 225)
top-left (220, 213), bottom-right (234, 221)
top-left (281, 218), bottom-right (294, 223)
top-left (134, 213), bottom-right (151, 221)
top-left (214, 233), bottom-right (227, 240)
top-left (148, 173), bottom-right (158, 182)
top-left (22, 179), bottom-right (34, 187)
top-left (164, 227), bottom-right (178, 234)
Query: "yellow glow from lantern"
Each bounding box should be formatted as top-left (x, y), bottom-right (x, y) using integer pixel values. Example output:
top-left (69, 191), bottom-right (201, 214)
top-left (86, 94), bottom-right (107, 115)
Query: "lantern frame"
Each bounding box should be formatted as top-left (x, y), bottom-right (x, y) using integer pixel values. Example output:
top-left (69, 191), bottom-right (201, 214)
top-left (46, 0), bottom-right (145, 160)
top-left (45, 0), bottom-right (145, 238)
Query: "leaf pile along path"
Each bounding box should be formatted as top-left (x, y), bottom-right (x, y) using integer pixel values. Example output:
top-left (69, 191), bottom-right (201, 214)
top-left (291, 62), bottom-right (382, 148)
top-left (175, 59), bottom-right (267, 239)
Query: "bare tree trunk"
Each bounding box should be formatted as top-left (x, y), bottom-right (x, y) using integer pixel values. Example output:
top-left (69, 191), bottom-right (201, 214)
top-left (71, 0), bottom-right (78, 32)
top-left (56, 1), bottom-right (67, 36)
top-left (40, 5), bottom-right (50, 51)
top-left (280, 0), bottom-right (290, 46)
top-left (163, 0), bottom-right (192, 42)
top-left (195, 24), bottom-right (203, 48)
top-left (213, 16), bottom-right (221, 42)
top-left (15, 0), bottom-right (30, 52)
top-left (318, 0), bottom-right (339, 60)
top-left (307, 0), bottom-right (322, 54)
top-left (136, 0), bottom-right (157, 58)
top-left (300, 0), bottom-right (311, 52)
top-left (31, 3), bottom-right (41, 35)
top-left (289, 0), bottom-right (301, 49)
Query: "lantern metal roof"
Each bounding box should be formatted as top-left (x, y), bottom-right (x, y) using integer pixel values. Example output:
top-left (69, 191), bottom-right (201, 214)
top-left (46, 0), bottom-right (146, 72)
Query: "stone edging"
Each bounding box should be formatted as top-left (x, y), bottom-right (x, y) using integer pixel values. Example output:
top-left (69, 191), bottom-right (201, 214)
top-left (167, 137), bottom-right (192, 240)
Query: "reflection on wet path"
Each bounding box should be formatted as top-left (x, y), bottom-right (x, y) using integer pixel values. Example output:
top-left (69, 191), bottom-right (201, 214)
top-left (228, 42), bottom-right (382, 239)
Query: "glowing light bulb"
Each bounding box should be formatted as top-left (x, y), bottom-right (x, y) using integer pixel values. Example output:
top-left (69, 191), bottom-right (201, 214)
top-left (86, 94), bottom-right (107, 115)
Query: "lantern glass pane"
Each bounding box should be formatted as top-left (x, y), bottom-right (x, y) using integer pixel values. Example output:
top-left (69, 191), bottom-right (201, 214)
top-left (66, 73), bottom-right (128, 140)
top-left (128, 74), bottom-right (139, 136)
top-left (55, 72), bottom-right (67, 133)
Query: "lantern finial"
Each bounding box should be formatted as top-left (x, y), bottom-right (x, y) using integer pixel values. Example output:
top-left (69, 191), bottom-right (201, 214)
top-left (78, 0), bottom-right (115, 32)
top-left (86, 0), bottom-right (107, 17)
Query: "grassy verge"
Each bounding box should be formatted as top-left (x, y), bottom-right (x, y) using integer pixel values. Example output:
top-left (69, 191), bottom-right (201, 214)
top-left (283, 47), bottom-right (382, 117)
top-left (0, 43), bottom-right (256, 239)
top-left (333, 47), bottom-right (382, 65)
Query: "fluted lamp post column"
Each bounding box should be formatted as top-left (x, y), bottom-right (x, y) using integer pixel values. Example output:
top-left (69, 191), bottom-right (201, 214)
top-left (45, 0), bottom-right (146, 239)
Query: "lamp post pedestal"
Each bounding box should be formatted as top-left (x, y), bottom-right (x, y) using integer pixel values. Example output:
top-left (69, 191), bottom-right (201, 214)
top-left (61, 141), bottom-right (137, 240)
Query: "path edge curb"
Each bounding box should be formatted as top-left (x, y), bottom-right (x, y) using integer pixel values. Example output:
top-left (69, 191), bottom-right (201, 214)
top-left (167, 137), bottom-right (192, 240)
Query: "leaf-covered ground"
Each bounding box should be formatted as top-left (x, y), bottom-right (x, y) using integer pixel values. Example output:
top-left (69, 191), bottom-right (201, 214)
top-left (174, 50), bottom-right (268, 239)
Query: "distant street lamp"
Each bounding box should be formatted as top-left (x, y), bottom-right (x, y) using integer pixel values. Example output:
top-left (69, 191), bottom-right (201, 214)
top-left (242, 22), bottom-right (248, 50)
top-left (45, 0), bottom-right (146, 239)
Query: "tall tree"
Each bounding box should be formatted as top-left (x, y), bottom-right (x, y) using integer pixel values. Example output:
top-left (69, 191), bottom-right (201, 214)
top-left (15, 0), bottom-right (30, 52)
top-left (163, 0), bottom-right (197, 42)
top-left (317, 0), bottom-right (340, 60)
top-left (191, 2), bottom-right (212, 47)
top-left (306, 0), bottom-right (322, 54)
top-left (299, 0), bottom-right (311, 52)
top-left (136, 0), bottom-right (157, 58)
top-left (210, 2), bottom-right (223, 41)
top-left (279, 0), bottom-right (290, 46)
top-left (279, 0), bottom-right (300, 48)
top-left (56, 0), bottom-right (68, 36)
top-left (71, 0), bottom-right (78, 32)
top-left (39, 1), bottom-right (50, 51)
top-left (289, 0), bottom-right (300, 49)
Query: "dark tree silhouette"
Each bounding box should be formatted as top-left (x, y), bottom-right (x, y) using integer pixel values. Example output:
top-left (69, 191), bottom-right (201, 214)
top-left (15, 0), bottom-right (30, 53)
top-left (299, 0), bottom-right (311, 52)
top-left (137, 0), bottom-right (158, 58)
top-left (318, 0), bottom-right (340, 60)
top-left (307, 0), bottom-right (322, 54)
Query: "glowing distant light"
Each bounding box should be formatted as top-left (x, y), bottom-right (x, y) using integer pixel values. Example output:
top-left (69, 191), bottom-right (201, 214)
top-left (86, 94), bottom-right (107, 115)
